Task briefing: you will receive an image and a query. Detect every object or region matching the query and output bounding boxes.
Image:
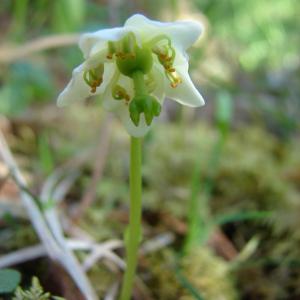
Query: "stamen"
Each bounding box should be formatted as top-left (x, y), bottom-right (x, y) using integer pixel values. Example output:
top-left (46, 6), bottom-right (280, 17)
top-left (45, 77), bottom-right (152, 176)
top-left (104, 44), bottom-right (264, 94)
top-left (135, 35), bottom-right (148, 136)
top-left (166, 67), bottom-right (176, 72)
top-left (146, 35), bottom-right (172, 49)
top-left (150, 35), bottom-right (182, 88)
top-left (112, 84), bottom-right (130, 102)
top-left (107, 41), bottom-right (116, 59)
top-left (83, 71), bottom-right (91, 86)
top-left (83, 64), bottom-right (104, 93)
top-left (166, 71), bottom-right (182, 88)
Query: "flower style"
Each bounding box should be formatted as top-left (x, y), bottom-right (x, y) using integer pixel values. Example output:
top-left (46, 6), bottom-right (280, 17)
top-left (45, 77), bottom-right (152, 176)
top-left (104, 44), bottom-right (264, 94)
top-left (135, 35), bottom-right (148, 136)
top-left (57, 14), bottom-right (205, 137)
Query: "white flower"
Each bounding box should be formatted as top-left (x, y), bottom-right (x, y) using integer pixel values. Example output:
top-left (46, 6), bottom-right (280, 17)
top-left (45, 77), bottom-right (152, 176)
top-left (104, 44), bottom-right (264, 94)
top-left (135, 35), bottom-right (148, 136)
top-left (57, 14), bottom-right (205, 137)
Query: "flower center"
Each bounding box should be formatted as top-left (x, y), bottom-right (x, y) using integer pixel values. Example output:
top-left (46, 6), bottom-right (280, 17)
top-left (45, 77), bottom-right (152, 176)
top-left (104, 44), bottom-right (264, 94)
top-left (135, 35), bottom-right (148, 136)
top-left (107, 32), bottom-right (182, 87)
top-left (116, 45), bottom-right (153, 77)
top-left (82, 32), bottom-right (183, 127)
top-left (107, 32), bottom-right (153, 77)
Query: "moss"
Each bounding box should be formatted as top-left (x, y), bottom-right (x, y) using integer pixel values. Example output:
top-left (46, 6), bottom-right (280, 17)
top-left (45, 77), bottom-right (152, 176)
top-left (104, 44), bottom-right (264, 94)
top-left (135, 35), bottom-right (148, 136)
top-left (0, 221), bottom-right (38, 253)
top-left (87, 265), bottom-right (116, 299)
top-left (181, 247), bottom-right (238, 300)
top-left (145, 247), bottom-right (237, 300)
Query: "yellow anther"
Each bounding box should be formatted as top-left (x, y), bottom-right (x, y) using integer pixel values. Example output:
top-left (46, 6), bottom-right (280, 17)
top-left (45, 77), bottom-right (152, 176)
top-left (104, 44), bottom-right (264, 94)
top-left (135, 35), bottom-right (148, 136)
top-left (90, 78), bottom-right (103, 93)
top-left (83, 64), bottom-right (104, 93)
top-left (115, 52), bottom-right (136, 60)
top-left (171, 80), bottom-right (181, 88)
top-left (159, 53), bottom-right (167, 59)
top-left (113, 84), bottom-right (131, 102)
top-left (166, 71), bottom-right (182, 88)
top-left (166, 67), bottom-right (176, 72)
top-left (107, 41), bottom-right (117, 59)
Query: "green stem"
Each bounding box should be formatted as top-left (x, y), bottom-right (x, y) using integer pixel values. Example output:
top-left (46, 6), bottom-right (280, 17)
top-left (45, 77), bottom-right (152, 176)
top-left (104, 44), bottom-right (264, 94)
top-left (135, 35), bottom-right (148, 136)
top-left (132, 71), bottom-right (147, 96)
top-left (119, 137), bottom-right (142, 300)
top-left (184, 155), bottom-right (203, 253)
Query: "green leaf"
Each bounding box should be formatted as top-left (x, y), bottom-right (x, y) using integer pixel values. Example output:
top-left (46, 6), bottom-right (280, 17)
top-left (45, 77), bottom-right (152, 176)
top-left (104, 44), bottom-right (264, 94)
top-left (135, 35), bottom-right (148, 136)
top-left (215, 92), bottom-right (233, 137)
top-left (215, 210), bottom-right (273, 225)
top-left (53, 0), bottom-right (85, 32)
top-left (38, 133), bottom-right (54, 175)
top-left (0, 269), bottom-right (21, 294)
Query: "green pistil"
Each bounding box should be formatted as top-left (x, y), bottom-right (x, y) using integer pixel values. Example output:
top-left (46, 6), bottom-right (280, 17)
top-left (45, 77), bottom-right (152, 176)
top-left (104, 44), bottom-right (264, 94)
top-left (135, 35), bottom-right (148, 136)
top-left (122, 32), bottom-right (136, 55)
top-left (132, 71), bottom-right (147, 96)
top-left (129, 71), bottom-right (161, 126)
top-left (116, 45), bottom-right (153, 77)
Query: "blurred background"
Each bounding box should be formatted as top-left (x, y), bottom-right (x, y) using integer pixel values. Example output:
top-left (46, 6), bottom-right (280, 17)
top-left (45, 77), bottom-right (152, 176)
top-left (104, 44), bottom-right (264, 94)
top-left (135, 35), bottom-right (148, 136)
top-left (0, 0), bottom-right (299, 299)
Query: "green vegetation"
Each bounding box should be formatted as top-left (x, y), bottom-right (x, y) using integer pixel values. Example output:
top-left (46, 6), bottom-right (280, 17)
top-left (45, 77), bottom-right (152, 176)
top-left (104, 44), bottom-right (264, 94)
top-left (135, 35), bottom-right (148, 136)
top-left (0, 269), bottom-right (21, 294)
top-left (0, 0), bottom-right (299, 299)
top-left (13, 277), bottom-right (65, 300)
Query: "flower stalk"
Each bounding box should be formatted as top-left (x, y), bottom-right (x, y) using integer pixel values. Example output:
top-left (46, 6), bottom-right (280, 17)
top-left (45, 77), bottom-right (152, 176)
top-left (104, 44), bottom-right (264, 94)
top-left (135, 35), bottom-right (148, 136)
top-left (119, 71), bottom-right (148, 300)
top-left (119, 136), bottom-right (142, 300)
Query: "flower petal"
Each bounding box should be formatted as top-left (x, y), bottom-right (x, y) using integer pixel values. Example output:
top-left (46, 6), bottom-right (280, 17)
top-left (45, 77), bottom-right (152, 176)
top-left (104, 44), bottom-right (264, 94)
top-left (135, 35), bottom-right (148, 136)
top-left (151, 64), bottom-right (166, 104)
top-left (125, 14), bottom-right (203, 51)
top-left (121, 111), bottom-right (152, 137)
top-left (164, 52), bottom-right (205, 107)
top-left (57, 59), bottom-right (114, 107)
top-left (79, 27), bottom-right (132, 59)
top-left (57, 63), bottom-right (90, 107)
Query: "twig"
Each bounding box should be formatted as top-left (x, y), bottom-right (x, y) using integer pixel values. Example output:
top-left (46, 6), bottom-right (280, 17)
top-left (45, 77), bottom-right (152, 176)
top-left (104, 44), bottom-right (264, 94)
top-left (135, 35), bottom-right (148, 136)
top-left (0, 34), bottom-right (79, 64)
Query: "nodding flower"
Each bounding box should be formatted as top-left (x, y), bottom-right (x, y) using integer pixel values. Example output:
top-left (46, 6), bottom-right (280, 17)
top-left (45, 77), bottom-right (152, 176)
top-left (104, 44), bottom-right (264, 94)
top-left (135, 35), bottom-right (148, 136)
top-left (57, 14), bottom-right (205, 137)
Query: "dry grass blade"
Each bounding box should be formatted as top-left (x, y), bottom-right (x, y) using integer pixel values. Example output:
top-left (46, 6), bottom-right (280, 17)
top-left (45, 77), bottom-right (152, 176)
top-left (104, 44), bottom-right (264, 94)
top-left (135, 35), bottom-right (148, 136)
top-left (104, 281), bottom-right (120, 300)
top-left (0, 239), bottom-right (123, 269)
top-left (0, 131), bottom-right (97, 300)
top-left (0, 245), bottom-right (45, 268)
